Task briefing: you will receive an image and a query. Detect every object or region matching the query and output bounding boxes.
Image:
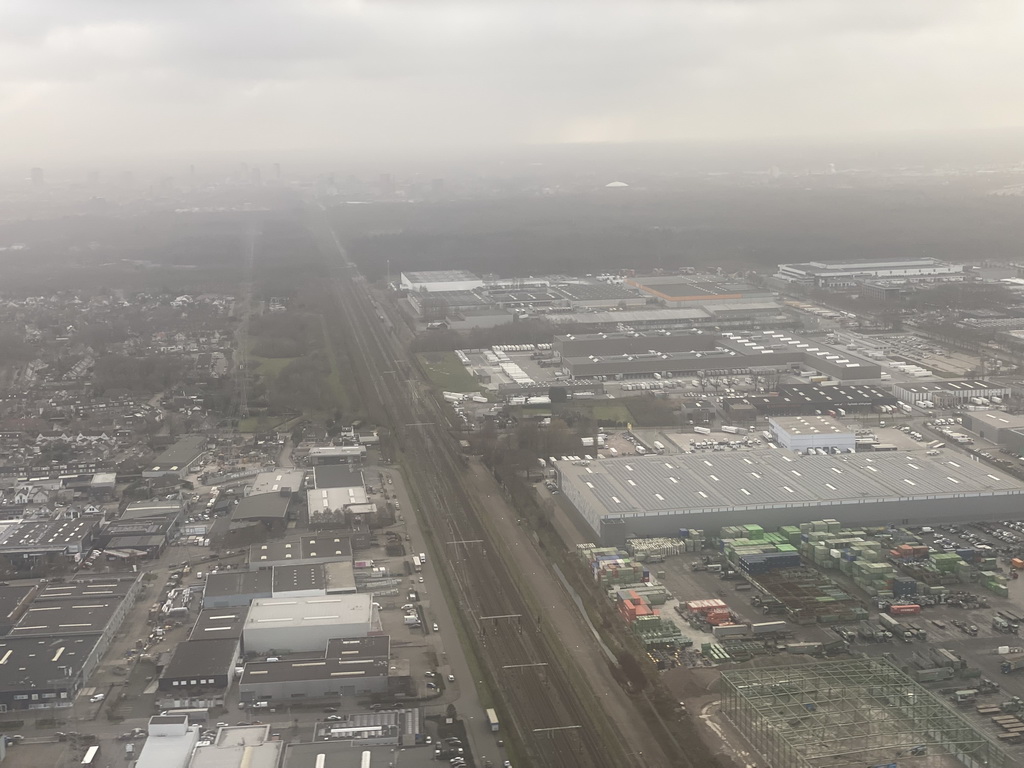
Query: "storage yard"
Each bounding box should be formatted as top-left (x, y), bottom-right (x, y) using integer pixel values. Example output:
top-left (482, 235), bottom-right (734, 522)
top-left (575, 513), bottom-right (1024, 766)
top-left (721, 658), bottom-right (1017, 768)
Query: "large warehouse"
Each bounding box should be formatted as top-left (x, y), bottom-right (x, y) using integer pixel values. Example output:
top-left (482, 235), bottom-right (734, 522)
top-left (774, 258), bottom-right (964, 289)
top-left (400, 270), bottom-right (483, 293)
top-left (555, 450), bottom-right (1024, 545)
top-left (555, 330), bottom-right (881, 381)
top-left (722, 658), bottom-right (1014, 768)
top-left (242, 595), bottom-right (378, 654)
top-left (892, 380), bottom-right (1009, 407)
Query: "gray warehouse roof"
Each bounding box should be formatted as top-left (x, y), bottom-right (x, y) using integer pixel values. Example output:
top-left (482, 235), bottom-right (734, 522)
top-left (204, 570), bottom-right (273, 600)
top-left (10, 599), bottom-right (119, 637)
top-left (189, 610), bottom-right (247, 641)
top-left (146, 434), bottom-right (207, 474)
top-left (232, 494), bottom-right (289, 521)
top-left (273, 564), bottom-right (325, 594)
top-left (967, 411), bottom-right (1024, 430)
top-left (162, 638), bottom-right (239, 680)
top-left (248, 470), bottom-right (304, 496)
top-left (313, 465), bottom-right (364, 489)
top-left (558, 450), bottom-right (1024, 519)
top-left (36, 577), bottom-right (136, 601)
top-left (0, 634), bottom-right (102, 689)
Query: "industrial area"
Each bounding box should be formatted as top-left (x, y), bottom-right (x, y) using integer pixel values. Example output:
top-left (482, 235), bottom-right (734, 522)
top-left (6, 203), bottom-right (1024, 768)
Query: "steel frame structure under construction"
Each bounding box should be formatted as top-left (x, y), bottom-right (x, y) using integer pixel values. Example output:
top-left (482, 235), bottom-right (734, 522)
top-left (721, 658), bottom-right (1016, 768)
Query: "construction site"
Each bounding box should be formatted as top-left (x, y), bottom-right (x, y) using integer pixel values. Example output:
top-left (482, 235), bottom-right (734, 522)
top-left (720, 658), bottom-right (1018, 768)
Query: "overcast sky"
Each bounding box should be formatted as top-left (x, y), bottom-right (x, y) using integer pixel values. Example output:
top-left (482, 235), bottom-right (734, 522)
top-left (3, 0), bottom-right (1024, 165)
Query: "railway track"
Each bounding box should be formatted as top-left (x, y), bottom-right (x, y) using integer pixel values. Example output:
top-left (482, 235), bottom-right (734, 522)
top-left (308, 208), bottom-right (642, 768)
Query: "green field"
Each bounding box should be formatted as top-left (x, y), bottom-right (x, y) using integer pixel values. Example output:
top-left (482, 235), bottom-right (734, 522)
top-left (417, 352), bottom-right (481, 393)
top-left (247, 353), bottom-right (297, 380)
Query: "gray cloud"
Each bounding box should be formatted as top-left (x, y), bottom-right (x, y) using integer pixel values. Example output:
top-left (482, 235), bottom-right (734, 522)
top-left (2, 0), bottom-right (1022, 164)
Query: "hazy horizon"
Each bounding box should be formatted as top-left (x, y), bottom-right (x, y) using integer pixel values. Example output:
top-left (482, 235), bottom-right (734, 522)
top-left (4, 1), bottom-right (1024, 172)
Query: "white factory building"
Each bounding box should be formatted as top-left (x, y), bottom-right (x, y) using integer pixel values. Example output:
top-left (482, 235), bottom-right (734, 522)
top-left (769, 416), bottom-right (856, 454)
top-left (242, 595), bottom-right (379, 654)
top-left (400, 270), bottom-right (484, 293)
top-left (774, 258), bottom-right (964, 290)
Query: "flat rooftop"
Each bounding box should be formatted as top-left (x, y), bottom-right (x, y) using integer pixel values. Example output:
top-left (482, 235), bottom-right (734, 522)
top-left (245, 594), bottom-right (372, 629)
top-left (896, 380), bottom-right (1002, 394)
top-left (204, 570), bottom-right (273, 599)
top-left (35, 577), bottom-right (136, 601)
top-left (969, 411), bottom-right (1024, 430)
top-left (0, 584), bottom-right (35, 629)
top-left (0, 518), bottom-right (97, 549)
top-left (326, 635), bottom-right (390, 659)
top-left (10, 598), bottom-right (119, 637)
top-left (191, 726), bottom-right (282, 768)
top-left (248, 470), bottom-right (304, 496)
top-left (553, 283), bottom-right (638, 301)
top-left (307, 487), bottom-right (368, 513)
top-left (781, 257), bottom-right (955, 274)
top-left (308, 446), bottom-right (366, 459)
top-left (189, 610), bottom-right (247, 641)
top-left (121, 499), bottom-right (183, 519)
top-left (240, 654), bottom-right (387, 685)
top-left (628, 275), bottom-right (769, 300)
top-left (232, 494), bottom-right (289, 521)
top-left (0, 634), bottom-right (102, 689)
top-left (771, 415), bottom-right (851, 435)
top-left (135, 722), bottom-right (200, 768)
top-left (546, 307), bottom-right (712, 326)
top-left (249, 536), bottom-right (352, 566)
top-left (313, 465), bottom-right (364, 489)
top-left (284, 740), bottom-right (434, 768)
top-left (272, 564), bottom-right (325, 594)
top-left (146, 434), bottom-right (206, 474)
top-left (162, 638), bottom-right (239, 680)
top-left (402, 270), bottom-right (480, 283)
top-left (558, 450), bottom-right (1024, 518)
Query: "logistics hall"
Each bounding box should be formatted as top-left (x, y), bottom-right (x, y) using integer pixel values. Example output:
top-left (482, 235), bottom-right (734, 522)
top-left (555, 451), bottom-right (1024, 545)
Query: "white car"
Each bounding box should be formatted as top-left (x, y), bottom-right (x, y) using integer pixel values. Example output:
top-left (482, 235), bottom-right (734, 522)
top-left (90, 693), bottom-right (105, 703)
top-left (433, 623), bottom-right (439, 632)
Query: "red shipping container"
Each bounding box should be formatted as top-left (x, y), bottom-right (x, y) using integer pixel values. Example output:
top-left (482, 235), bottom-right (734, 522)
top-left (890, 604), bottom-right (921, 615)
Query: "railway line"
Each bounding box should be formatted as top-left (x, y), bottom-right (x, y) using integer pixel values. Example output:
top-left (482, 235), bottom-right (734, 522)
top-left (308, 208), bottom-right (646, 768)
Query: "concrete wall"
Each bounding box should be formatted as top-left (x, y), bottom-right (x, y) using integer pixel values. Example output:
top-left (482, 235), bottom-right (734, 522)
top-left (239, 674), bottom-right (388, 702)
top-left (243, 622), bottom-right (369, 654)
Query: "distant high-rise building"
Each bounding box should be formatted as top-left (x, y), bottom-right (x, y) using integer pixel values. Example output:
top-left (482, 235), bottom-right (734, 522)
top-left (379, 173), bottom-right (394, 196)
top-left (30, 167), bottom-right (44, 187)
top-left (273, 163), bottom-right (281, 180)
top-left (431, 178), bottom-right (444, 194)
top-left (251, 167), bottom-right (262, 185)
